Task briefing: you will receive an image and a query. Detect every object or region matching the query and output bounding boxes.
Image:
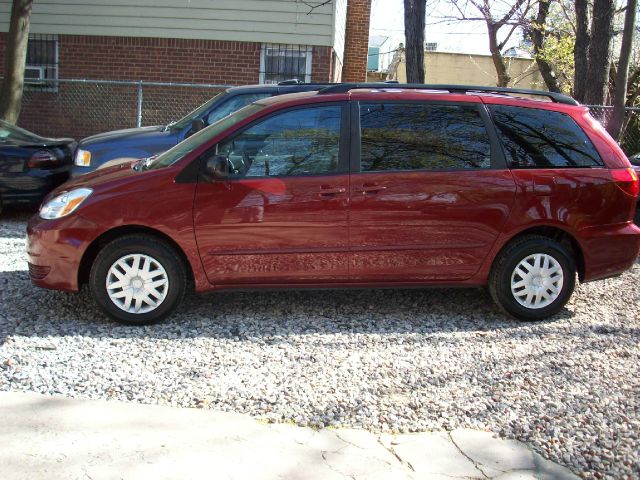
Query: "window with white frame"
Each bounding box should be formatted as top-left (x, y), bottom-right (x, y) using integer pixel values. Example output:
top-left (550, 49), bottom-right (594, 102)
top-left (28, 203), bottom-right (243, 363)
top-left (259, 44), bottom-right (313, 84)
top-left (25, 34), bottom-right (59, 91)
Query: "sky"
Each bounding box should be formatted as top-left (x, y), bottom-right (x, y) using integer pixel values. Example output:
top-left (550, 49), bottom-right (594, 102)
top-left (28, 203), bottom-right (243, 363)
top-left (369, 0), bottom-right (526, 56)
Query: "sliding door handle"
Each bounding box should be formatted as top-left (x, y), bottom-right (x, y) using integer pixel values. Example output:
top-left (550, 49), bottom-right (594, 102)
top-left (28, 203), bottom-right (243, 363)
top-left (317, 186), bottom-right (346, 197)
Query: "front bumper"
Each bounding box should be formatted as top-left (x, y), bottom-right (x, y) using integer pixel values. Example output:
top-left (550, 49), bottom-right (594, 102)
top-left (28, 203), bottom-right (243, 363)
top-left (26, 213), bottom-right (100, 292)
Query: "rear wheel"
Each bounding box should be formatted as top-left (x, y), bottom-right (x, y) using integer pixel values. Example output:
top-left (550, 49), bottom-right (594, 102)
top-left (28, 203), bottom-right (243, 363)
top-left (89, 234), bottom-right (186, 325)
top-left (489, 235), bottom-right (576, 321)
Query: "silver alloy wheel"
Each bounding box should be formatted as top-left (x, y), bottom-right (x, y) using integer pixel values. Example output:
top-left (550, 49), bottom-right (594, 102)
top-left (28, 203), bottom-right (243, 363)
top-left (510, 253), bottom-right (564, 309)
top-left (106, 254), bottom-right (169, 314)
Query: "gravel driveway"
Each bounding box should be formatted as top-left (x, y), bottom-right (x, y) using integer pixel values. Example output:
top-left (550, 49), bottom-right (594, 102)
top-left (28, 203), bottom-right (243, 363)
top-left (1, 209), bottom-right (638, 479)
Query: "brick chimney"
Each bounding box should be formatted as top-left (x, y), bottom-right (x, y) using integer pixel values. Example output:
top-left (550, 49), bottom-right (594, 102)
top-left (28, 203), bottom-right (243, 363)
top-left (341, 0), bottom-right (372, 82)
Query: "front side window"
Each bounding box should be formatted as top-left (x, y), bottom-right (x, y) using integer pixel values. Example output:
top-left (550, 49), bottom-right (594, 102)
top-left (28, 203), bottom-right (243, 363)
top-left (217, 105), bottom-right (342, 178)
top-left (359, 103), bottom-right (492, 172)
top-left (489, 105), bottom-right (603, 168)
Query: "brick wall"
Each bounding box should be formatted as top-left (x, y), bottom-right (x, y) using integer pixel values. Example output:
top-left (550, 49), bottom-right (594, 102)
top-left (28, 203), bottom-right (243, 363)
top-left (0, 33), bottom-right (335, 138)
top-left (58, 36), bottom-right (262, 84)
top-left (342, 0), bottom-right (372, 82)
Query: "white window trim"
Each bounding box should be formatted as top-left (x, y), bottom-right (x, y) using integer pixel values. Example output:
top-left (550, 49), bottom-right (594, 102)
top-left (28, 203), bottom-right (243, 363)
top-left (259, 44), bottom-right (313, 84)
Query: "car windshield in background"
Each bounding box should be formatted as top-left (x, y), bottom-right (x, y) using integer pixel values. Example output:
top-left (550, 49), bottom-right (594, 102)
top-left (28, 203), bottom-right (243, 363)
top-left (0, 119), bottom-right (44, 144)
top-left (148, 103), bottom-right (265, 170)
top-left (167, 92), bottom-right (224, 130)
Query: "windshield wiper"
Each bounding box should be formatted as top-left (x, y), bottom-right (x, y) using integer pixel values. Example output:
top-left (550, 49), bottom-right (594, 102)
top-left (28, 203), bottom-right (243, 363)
top-left (164, 120), bottom-right (177, 132)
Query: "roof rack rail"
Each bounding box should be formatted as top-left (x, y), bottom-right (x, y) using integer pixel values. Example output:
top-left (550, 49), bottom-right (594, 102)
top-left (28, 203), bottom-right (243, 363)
top-left (318, 83), bottom-right (579, 106)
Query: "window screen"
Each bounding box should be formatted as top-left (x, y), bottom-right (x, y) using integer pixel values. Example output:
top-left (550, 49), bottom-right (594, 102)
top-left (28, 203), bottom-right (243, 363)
top-left (489, 105), bottom-right (603, 168)
top-left (359, 103), bottom-right (492, 171)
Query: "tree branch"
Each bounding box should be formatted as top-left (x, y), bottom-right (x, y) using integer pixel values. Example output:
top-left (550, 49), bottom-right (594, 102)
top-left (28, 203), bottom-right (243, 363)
top-left (298, 0), bottom-right (332, 15)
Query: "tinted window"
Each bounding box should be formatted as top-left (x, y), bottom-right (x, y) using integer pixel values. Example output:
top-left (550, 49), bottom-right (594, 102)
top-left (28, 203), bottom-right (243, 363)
top-left (359, 103), bottom-right (492, 171)
top-left (489, 105), bottom-right (603, 168)
top-left (218, 105), bottom-right (342, 178)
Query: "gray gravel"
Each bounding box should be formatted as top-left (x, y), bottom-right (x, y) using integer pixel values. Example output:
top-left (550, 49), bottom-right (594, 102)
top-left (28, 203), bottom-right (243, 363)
top-left (1, 208), bottom-right (638, 479)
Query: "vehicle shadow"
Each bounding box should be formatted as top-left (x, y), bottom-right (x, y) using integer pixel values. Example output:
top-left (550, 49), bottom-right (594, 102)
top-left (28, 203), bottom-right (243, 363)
top-left (0, 268), bottom-right (573, 344)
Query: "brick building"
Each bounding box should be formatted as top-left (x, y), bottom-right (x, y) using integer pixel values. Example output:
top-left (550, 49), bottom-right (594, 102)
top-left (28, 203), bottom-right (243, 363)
top-left (0, 0), bottom-right (371, 138)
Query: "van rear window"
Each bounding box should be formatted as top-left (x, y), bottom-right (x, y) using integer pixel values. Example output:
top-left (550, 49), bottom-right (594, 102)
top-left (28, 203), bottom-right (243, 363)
top-left (489, 105), bottom-right (603, 168)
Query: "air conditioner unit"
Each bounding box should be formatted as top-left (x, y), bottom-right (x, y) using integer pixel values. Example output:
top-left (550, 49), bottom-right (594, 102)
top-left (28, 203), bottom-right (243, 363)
top-left (24, 65), bottom-right (46, 85)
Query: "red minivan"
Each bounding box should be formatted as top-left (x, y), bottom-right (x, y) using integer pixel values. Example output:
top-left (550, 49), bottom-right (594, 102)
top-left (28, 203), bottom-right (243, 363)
top-left (27, 85), bottom-right (640, 324)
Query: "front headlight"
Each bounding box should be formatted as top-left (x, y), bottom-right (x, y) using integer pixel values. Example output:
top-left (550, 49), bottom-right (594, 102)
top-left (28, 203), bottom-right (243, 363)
top-left (74, 149), bottom-right (91, 166)
top-left (40, 188), bottom-right (93, 219)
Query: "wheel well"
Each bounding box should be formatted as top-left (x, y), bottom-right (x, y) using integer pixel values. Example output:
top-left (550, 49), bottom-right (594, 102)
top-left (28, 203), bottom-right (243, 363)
top-left (78, 225), bottom-right (193, 288)
top-left (507, 226), bottom-right (585, 282)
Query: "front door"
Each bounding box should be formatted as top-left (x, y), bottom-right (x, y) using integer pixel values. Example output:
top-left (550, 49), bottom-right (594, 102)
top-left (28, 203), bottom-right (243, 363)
top-left (349, 100), bottom-right (517, 282)
top-left (193, 103), bottom-right (350, 285)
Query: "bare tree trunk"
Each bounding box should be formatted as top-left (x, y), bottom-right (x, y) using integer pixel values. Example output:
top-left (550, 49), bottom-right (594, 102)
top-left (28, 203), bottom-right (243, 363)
top-left (487, 22), bottom-right (510, 87)
top-left (573, 0), bottom-right (590, 102)
top-left (404, 0), bottom-right (426, 83)
top-left (606, 0), bottom-right (637, 139)
top-left (0, 0), bottom-right (33, 124)
top-left (583, 0), bottom-right (616, 106)
top-left (531, 0), bottom-right (561, 92)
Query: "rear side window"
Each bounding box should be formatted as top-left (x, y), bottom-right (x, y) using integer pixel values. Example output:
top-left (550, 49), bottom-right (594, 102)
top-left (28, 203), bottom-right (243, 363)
top-left (489, 105), bottom-right (603, 168)
top-left (359, 103), bottom-right (492, 171)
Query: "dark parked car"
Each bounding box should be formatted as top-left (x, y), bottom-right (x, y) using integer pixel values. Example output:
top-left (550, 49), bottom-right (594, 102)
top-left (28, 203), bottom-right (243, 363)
top-left (71, 82), bottom-right (330, 177)
top-left (0, 120), bottom-right (75, 214)
top-left (628, 152), bottom-right (640, 224)
top-left (28, 84), bottom-right (640, 325)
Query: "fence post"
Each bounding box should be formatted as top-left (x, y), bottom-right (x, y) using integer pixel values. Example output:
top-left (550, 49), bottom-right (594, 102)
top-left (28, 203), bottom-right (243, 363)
top-left (136, 81), bottom-right (143, 128)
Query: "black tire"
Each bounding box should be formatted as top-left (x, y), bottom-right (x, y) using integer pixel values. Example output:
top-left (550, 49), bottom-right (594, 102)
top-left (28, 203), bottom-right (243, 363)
top-left (89, 234), bottom-right (187, 325)
top-left (489, 235), bottom-right (576, 321)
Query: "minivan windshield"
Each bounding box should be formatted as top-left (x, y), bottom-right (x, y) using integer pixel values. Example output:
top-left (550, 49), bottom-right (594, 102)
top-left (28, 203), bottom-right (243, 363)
top-left (147, 103), bottom-right (265, 170)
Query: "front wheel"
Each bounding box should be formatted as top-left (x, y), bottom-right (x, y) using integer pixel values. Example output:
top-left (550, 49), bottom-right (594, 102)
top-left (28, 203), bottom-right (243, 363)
top-left (489, 235), bottom-right (576, 321)
top-left (89, 234), bottom-right (187, 325)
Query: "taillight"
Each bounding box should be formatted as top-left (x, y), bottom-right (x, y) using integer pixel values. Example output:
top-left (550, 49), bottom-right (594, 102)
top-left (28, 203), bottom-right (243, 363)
top-left (610, 168), bottom-right (640, 197)
top-left (28, 150), bottom-right (59, 169)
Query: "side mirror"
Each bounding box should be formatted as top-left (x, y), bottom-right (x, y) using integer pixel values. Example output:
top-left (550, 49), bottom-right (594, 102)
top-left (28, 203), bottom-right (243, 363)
top-left (191, 118), bottom-right (205, 134)
top-left (205, 155), bottom-right (231, 180)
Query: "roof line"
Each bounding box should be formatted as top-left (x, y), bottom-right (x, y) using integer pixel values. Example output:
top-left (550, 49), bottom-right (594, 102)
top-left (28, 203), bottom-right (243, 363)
top-left (318, 83), bottom-right (579, 106)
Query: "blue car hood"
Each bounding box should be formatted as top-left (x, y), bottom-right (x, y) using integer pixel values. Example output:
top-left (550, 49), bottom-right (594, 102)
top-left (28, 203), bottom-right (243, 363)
top-left (80, 125), bottom-right (167, 145)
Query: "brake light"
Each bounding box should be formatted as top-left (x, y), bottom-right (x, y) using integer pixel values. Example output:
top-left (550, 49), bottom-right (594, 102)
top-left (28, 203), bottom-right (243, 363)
top-left (610, 168), bottom-right (639, 197)
top-left (28, 150), bottom-right (59, 169)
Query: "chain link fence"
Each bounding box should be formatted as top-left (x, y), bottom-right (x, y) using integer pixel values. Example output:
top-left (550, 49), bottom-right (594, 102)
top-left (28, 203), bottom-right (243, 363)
top-left (12, 78), bottom-right (230, 140)
top-left (587, 105), bottom-right (640, 155)
top-left (5, 77), bottom-right (640, 156)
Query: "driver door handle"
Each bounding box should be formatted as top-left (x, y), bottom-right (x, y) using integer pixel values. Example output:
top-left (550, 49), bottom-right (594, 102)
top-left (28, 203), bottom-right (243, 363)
top-left (357, 184), bottom-right (387, 195)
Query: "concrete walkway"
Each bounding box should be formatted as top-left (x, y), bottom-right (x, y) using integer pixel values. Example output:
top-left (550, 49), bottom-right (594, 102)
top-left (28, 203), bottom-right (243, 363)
top-left (0, 391), bottom-right (578, 480)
